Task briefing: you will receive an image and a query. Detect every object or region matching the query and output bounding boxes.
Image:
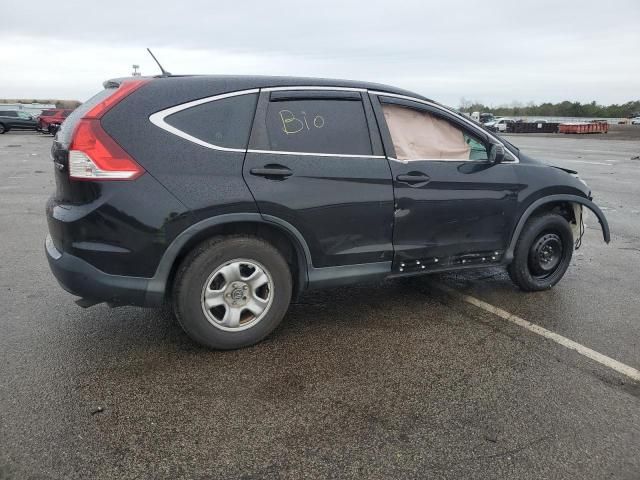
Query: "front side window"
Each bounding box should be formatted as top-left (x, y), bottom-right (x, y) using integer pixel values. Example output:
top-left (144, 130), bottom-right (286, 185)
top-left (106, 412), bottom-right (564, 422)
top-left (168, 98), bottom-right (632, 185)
top-left (164, 93), bottom-right (258, 150)
top-left (382, 104), bottom-right (488, 161)
top-left (265, 99), bottom-right (372, 155)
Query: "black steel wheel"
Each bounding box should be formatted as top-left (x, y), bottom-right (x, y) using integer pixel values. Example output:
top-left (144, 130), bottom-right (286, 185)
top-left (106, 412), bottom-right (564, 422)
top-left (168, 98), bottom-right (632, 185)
top-left (508, 213), bottom-right (573, 291)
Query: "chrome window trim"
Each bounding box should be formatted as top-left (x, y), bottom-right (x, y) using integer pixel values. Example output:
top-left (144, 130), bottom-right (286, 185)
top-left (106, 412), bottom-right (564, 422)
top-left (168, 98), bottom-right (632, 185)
top-left (262, 86), bottom-right (367, 93)
top-left (148, 88), bottom-right (260, 153)
top-left (387, 156), bottom-right (493, 164)
top-left (148, 84), bottom-right (518, 162)
top-left (369, 90), bottom-right (519, 163)
top-left (247, 149), bottom-right (384, 159)
top-left (150, 86), bottom-right (380, 158)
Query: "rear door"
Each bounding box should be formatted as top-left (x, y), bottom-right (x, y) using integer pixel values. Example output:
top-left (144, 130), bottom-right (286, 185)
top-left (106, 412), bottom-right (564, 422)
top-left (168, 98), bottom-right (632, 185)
top-left (243, 88), bottom-right (394, 268)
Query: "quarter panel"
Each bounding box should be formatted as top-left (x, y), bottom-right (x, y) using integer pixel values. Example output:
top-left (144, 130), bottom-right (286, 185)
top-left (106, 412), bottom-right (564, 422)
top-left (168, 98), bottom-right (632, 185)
top-left (100, 78), bottom-right (260, 220)
top-left (46, 174), bottom-right (191, 277)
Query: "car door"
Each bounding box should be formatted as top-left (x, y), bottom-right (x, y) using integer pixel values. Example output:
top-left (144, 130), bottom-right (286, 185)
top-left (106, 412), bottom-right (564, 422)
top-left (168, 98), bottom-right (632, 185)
top-left (370, 93), bottom-right (520, 273)
top-left (2, 111), bottom-right (19, 128)
top-left (16, 112), bottom-right (34, 129)
top-left (243, 88), bottom-right (394, 269)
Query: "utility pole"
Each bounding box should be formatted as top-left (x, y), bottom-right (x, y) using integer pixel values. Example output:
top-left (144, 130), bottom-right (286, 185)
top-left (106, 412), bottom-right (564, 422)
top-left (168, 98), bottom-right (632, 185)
top-left (132, 64), bottom-right (141, 76)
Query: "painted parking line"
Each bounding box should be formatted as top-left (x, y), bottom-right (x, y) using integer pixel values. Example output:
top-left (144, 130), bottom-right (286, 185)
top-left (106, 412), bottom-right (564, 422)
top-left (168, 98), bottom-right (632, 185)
top-left (562, 160), bottom-right (613, 166)
top-left (435, 284), bottom-right (640, 382)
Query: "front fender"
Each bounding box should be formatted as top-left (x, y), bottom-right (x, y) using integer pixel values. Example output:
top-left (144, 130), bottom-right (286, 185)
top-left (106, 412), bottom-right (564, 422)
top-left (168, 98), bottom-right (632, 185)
top-left (505, 194), bottom-right (610, 261)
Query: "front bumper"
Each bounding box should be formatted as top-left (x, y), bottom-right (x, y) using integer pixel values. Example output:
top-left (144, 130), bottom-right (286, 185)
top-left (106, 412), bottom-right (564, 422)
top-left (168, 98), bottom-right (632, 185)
top-left (45, 234), bottom-right (160, 307)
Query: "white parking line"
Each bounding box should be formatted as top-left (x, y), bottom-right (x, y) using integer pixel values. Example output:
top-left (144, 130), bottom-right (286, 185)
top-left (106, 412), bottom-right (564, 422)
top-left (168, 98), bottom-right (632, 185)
top-left (563, 160), bottom-right (613, 166)
top-left (435, 284), bottom-right (640, 382)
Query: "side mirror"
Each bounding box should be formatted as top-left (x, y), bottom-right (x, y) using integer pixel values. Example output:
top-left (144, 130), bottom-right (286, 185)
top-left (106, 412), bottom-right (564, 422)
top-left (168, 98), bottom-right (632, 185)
top-left (490, 144), bottom-right (505, 164)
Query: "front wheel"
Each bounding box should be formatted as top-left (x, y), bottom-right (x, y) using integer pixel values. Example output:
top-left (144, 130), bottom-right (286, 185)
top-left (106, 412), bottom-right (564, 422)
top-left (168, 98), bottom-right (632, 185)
top-left (508, 213), bottom-right (574, 291)
top-left (173, 235), bottom-right (292, 349)
top-left (0, 123), bottom-right (6, 134)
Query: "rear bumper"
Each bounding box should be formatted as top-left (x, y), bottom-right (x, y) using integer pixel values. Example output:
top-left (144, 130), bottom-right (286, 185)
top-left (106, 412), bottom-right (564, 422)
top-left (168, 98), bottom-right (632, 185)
top-left (45, 234), bottom-right (162, 307)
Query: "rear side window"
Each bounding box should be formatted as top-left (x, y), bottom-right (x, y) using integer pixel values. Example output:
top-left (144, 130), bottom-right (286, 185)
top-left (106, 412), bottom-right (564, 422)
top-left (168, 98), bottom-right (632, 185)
top-left (265, 99), bottom-right (372, 155)
top-left (40, 110), bottom-right (55, 116)
top-left (0, 111), bottom-right (18, 117)
top-left (165, 93), bottom-right (258, 150)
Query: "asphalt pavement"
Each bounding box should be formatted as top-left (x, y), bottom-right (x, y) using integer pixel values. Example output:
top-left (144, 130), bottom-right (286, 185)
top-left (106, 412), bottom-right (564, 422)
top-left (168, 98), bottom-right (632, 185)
top-left (1, 131), bottom-right (639, 479)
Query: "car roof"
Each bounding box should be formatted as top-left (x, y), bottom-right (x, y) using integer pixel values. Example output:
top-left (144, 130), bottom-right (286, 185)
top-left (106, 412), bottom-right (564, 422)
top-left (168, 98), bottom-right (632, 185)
top-left (106, 74), bottom-right (434, 103)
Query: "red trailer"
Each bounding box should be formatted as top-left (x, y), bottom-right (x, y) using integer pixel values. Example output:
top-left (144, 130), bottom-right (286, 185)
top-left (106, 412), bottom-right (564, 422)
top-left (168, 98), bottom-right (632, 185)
top-left (558, 121), bottom-right (608, 134)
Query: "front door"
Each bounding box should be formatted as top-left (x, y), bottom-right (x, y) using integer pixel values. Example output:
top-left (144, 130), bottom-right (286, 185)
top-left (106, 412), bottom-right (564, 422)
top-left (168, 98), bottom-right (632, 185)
top-left (243, 89), bottom-right (394, 269)
top-left (371, 94), bottom-right (520, 273)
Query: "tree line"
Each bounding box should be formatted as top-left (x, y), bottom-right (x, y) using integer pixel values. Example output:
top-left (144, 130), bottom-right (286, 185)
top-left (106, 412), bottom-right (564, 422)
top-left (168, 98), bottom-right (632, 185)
top-left (459, 99), bottom-right (640, 118)
top-left (0, 99), bottom-right (82, 109)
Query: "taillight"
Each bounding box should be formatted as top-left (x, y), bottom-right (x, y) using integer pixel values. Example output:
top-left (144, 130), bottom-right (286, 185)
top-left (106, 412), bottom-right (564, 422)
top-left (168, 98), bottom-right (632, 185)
top-left (69, 79), bottom-right (148, 181)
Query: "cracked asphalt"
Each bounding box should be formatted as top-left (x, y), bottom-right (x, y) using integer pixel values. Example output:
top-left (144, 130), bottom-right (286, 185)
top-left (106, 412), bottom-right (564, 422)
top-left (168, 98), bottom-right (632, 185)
top-left (1, 130), bottom-right (639, 479)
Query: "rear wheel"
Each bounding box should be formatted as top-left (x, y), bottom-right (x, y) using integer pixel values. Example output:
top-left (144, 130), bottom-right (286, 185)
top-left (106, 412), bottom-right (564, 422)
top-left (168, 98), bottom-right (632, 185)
top-left (173, 235), bottom-right (292, 349)
top-left (508, 213), bottom-right (573, 291)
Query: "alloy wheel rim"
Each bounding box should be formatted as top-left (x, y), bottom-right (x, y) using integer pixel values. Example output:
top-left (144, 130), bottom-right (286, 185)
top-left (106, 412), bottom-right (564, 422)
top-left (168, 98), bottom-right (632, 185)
top-left (528, 233), bottom-right (564, 278)
top-left (200, 259), bottom-right (273, 331)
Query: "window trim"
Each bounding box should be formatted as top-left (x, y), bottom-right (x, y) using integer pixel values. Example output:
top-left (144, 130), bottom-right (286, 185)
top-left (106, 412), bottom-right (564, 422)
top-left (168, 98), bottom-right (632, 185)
top-left (148, 85), bottom-right (518, 163)
top-left (149, 88), bottom-right (260, 153)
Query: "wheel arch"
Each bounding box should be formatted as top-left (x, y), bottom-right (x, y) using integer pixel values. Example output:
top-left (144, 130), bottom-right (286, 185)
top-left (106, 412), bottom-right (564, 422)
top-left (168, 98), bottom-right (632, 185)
top-left (505, 194), bottom-right (610, 262)
top-left (145, 213), bottom-right (312, 305)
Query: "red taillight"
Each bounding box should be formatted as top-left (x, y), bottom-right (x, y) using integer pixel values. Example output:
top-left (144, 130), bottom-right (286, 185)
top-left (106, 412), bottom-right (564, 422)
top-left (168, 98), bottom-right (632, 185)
top-left (85, 79), bottom-right (149, 119)
top-left (69, 119), bottom-right (144, 180)
top-left (69, 79), bottom-right (148, 181)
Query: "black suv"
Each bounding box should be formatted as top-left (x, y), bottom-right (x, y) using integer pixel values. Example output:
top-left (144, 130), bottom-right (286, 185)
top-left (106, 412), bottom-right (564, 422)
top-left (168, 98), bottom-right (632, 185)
top-left (45, 76), bottom-right (610, 349)
top-left (0, 110), bottom-right (38, 133)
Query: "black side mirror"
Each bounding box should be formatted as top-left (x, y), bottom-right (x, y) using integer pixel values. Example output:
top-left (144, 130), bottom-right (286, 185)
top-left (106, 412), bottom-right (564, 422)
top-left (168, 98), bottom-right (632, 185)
top-left (490, 144), bottom-right (505, 164)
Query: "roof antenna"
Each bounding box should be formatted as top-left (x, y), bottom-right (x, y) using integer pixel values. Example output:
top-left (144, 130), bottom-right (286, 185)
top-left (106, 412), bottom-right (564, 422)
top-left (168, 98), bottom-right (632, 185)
top-left (146, 48), bottom-right (171, 76)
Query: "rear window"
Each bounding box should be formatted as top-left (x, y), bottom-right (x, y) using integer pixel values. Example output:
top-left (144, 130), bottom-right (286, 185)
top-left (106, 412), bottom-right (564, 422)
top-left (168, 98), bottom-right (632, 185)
top-left (265, 99), bottom-right (371, 155)
top-left (165, 93), bottom-right (258, 150)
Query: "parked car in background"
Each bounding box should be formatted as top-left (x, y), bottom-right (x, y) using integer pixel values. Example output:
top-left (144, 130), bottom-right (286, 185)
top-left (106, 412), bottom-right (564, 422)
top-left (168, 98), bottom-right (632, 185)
top-left (0, 110), bottom-right (38, 133)
top-left (486, 117), bottom-right (515, 132)
top-left (45, 75), bottom-right (610, 349)
top-left (631, 117), bottom-right (640, 125)
top-left (480, 113), bottom-right (495, 124)
top-left (37, 109), bottom-right (73, 133)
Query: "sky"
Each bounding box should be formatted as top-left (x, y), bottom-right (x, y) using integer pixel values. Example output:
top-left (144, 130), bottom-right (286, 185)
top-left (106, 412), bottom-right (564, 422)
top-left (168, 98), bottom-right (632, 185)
top-left (1, 0), bottom-right (639, 108)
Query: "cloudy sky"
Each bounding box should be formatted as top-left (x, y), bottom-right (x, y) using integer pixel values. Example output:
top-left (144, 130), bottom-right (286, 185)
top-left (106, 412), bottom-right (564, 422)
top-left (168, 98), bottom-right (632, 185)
top-left (1, 0), bottom-right (638, 108)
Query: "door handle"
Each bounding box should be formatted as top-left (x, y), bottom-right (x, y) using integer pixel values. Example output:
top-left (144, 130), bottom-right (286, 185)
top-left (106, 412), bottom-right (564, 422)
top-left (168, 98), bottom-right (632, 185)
top-left (250, 166), bottom-right (293, 178)
top-left (396, 173), bottom-right (431, 185)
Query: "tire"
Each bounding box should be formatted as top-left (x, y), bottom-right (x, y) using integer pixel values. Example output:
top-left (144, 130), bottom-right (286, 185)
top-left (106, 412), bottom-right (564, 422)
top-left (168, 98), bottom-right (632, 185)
top-left (0, 123), bottom-right (6, 134)
top-left (173, 235), bottom-right (292, 349)
top-left (508, 213), bottom-right (573, 292)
